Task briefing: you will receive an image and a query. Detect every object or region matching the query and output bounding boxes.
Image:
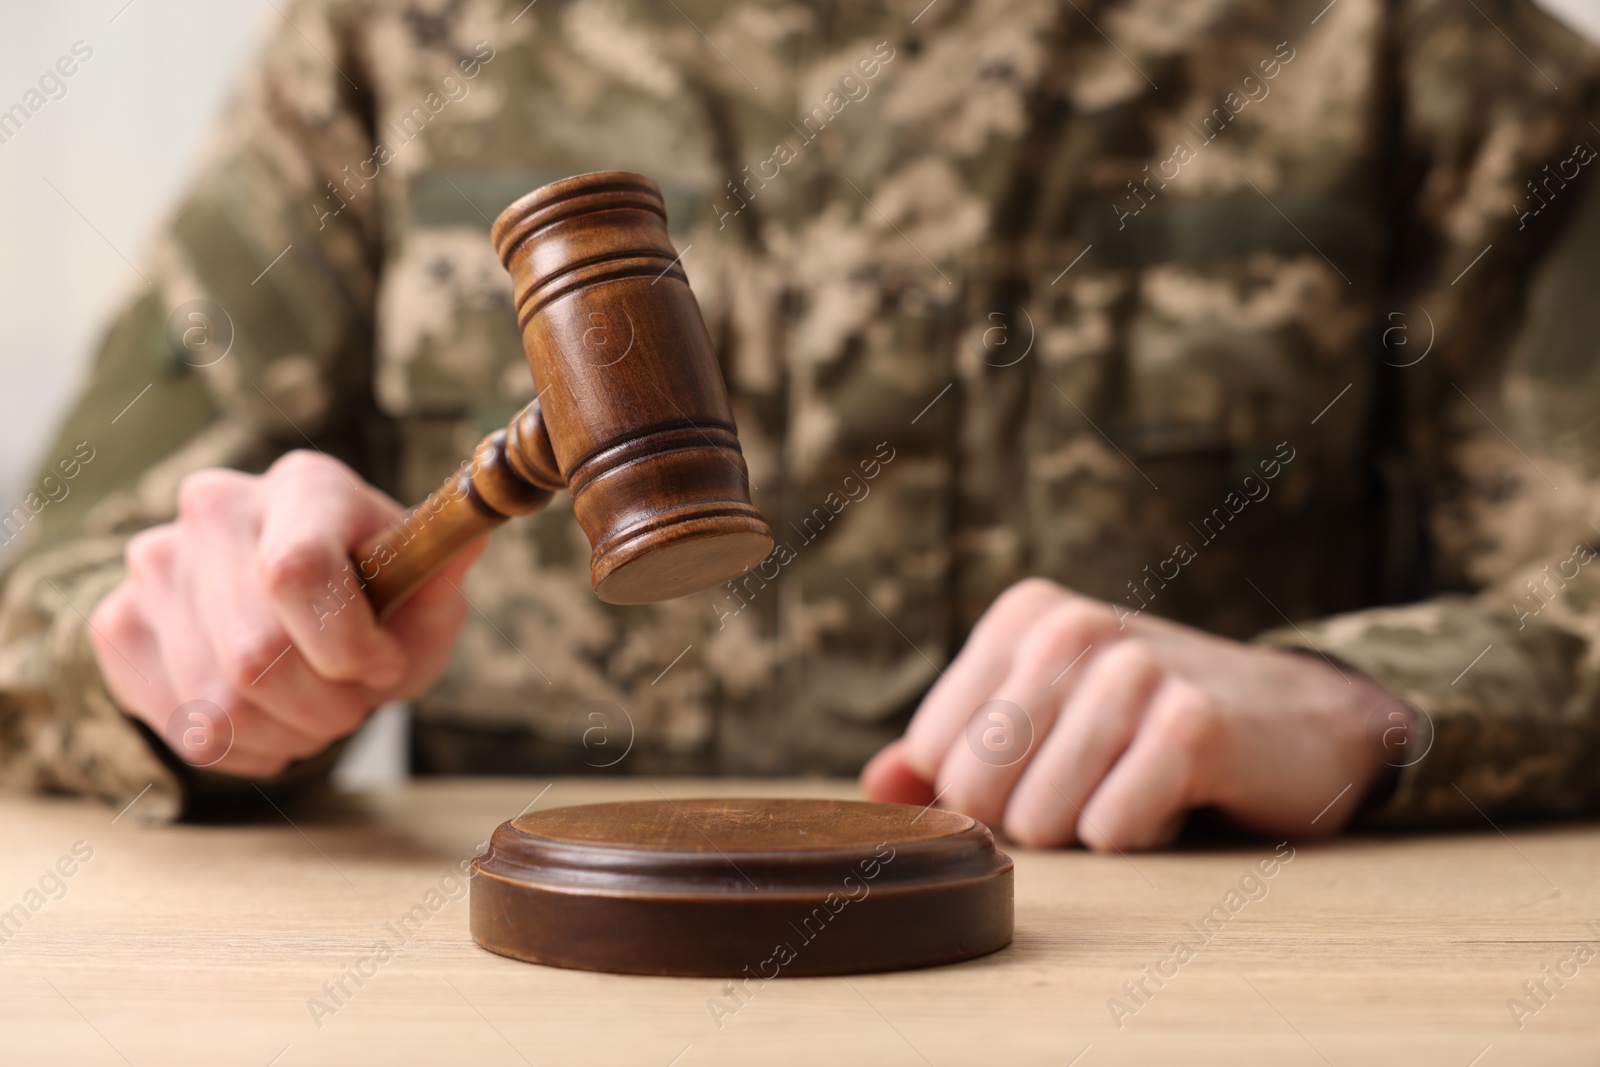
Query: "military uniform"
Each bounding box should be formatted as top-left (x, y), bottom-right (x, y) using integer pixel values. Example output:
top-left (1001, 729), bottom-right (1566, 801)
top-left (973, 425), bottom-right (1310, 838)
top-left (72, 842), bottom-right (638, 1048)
top-left (2, 0), bottom-right (1598, 827)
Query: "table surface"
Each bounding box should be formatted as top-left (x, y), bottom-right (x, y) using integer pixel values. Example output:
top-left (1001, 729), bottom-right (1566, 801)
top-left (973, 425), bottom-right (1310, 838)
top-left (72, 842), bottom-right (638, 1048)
top-left (1, 777), bottom-right (1597, 1067)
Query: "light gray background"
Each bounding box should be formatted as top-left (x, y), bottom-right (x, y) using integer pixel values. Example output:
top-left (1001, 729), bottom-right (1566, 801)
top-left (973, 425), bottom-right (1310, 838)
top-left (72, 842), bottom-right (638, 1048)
top-left (0, 0), bottom-right (274, 520)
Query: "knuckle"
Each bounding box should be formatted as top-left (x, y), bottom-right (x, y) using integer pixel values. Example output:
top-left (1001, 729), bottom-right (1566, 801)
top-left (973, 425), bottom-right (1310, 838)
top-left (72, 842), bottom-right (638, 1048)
top-left (176, 469), bottom-right (251, 524)
top-left (268, 449), bottom-right (349, 487)
top-left (266, 449), bottom-right (322, 480)
top-left (90, 584), bottom-right (135, 639)
top-left (217, 630), bottom-right (292, 690)
top-left (1146, 683), bottom-right (1221, 758)
top-left (986, 577), bottom-right (1068, 626)
top-left (125, 526), bottom-right (178, 585)
top-left (1014, 599), bottom-right (1115, 674)
top-left (1095, 637), bottom-right (1161, 679)
top-left (1006, 576), bottom-right (1067, 605)
top-left (260, 539), bottom-right (336, 595)
top-left (210, 692), bottom-right (252, 730)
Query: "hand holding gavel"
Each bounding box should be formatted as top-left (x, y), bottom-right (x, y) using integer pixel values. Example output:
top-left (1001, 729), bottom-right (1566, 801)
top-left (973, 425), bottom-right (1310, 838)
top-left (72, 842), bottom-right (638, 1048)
top-left (90, 174), bottom-right (773, 777)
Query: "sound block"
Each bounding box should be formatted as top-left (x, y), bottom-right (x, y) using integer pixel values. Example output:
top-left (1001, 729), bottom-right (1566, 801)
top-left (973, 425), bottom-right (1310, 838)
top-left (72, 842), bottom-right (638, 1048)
top-left (470, 798), bottom-right (1014, 977)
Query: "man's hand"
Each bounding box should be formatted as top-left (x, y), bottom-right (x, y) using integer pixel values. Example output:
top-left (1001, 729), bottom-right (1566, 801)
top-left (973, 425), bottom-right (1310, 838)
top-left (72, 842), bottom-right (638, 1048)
top-left (861, 578), bottom-right (1396, 850)
top-left (89, 451), bottom-right (486, 779)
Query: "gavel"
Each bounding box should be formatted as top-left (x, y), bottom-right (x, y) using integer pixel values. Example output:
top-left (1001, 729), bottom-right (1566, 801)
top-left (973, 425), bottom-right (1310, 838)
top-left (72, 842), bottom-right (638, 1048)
top-left (323, 172), bottom-right (1012, 979)
top-left (350, 172), bottom-right (774, 613)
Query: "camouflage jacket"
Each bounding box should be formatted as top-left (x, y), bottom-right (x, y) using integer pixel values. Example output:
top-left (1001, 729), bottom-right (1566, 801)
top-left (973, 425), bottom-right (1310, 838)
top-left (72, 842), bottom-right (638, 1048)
top-left (2, 0), bottom-right (1599, 827)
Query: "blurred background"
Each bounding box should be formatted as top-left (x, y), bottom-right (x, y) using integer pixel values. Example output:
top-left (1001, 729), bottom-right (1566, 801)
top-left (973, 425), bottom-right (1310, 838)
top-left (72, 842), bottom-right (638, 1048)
top-left (0, 0), bottom-right (1597, 787)
top-left (0, 0), bottom-right (275, 529)
top-left (2, 0), bottom-right (1598, 522)
top-left (0, 0), bottom-right (411, 783)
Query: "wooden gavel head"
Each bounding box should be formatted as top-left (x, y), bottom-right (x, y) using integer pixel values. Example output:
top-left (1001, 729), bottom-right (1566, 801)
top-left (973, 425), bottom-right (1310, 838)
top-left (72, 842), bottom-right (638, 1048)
top-left (356, 173), bottom-right (773, 614)
top-left (490, 173), bottom-right (773, 604)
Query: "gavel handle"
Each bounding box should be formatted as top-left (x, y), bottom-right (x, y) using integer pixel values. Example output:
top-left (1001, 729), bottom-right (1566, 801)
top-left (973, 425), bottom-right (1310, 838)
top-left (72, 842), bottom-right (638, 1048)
top-left (353, 401), bottom-right (564, 620)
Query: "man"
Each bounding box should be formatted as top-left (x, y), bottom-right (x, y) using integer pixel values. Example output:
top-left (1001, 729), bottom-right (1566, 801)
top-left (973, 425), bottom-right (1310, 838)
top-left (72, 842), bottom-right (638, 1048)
top-left (2, 0), bottom-right (1598, 849)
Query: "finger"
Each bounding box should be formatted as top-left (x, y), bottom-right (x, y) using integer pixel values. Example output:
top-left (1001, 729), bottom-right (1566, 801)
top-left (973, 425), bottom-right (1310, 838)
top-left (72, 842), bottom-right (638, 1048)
top-left (179, 475), bottom-right (376, 740)
top-left (253, 453), bottom-right (407, 685)
top-left (104, 575), bottom-right (328, 776)
top-left (229, 517), bottom-right (486, 743)
top-left (124, 524), bottom-right (216, 708)
top-left (226, 643), bottom-right (377, 742)
top-left (860, 739), bottom-right (937, 806)
top-left (1003, 640), bottom-right (1165, 847)
top-left (127, 525), bottom-right (331, 765)
top-left (158, 688), bottom-right (333, 776)
top-left (1077, 680), bottom-right (1218, 852)
top-left (902, 578), bottom-right (1068, 778)
top-left (935, 598), bottom-right (1125, 829)
top-left (181, 469), bottom-right (297, 688)
top-left (89, 583), bottom-right (181, 725)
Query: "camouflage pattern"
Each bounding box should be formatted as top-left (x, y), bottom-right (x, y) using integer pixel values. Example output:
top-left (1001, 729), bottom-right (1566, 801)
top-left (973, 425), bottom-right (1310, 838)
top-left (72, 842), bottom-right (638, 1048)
top-left (2, 0), bottom-right (1599, 826)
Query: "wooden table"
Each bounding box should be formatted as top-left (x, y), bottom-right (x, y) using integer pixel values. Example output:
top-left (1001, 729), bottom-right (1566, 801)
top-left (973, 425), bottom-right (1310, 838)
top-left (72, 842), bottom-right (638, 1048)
top-left (1, 778), bottom-right (1596, 1066)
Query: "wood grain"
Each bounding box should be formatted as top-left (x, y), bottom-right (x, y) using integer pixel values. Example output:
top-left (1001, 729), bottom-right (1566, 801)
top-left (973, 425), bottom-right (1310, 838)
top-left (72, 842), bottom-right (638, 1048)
top-left (356, 407), bottom-right (560, 618)
top-left (1, 779), bottom-right (1597, 1066)
top-left (353, 171), bottom-right (774, 616)
top-left (492, 172), bottom-right (773, 604)
top-left (471, 798), bottom-right (1013, 975)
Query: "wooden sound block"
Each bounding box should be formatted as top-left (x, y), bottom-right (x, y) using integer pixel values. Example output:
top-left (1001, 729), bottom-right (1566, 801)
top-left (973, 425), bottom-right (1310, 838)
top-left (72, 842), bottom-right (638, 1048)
top-left (470, 798), bottom-right (1014, 977)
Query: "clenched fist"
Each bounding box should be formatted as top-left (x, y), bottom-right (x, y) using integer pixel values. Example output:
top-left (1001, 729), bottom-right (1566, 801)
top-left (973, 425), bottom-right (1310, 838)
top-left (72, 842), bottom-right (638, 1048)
top-left (861, 578), bottom-right (1397, 850)
top-left (89, 451), bottom-right (485, 779)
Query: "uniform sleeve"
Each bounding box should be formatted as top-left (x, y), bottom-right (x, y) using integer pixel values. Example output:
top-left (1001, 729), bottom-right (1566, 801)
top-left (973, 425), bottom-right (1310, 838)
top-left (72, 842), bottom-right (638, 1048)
top-left (0, 0), bottom-right (383, 823)
top-left (1257, 0), bottom-right (1600, 826)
